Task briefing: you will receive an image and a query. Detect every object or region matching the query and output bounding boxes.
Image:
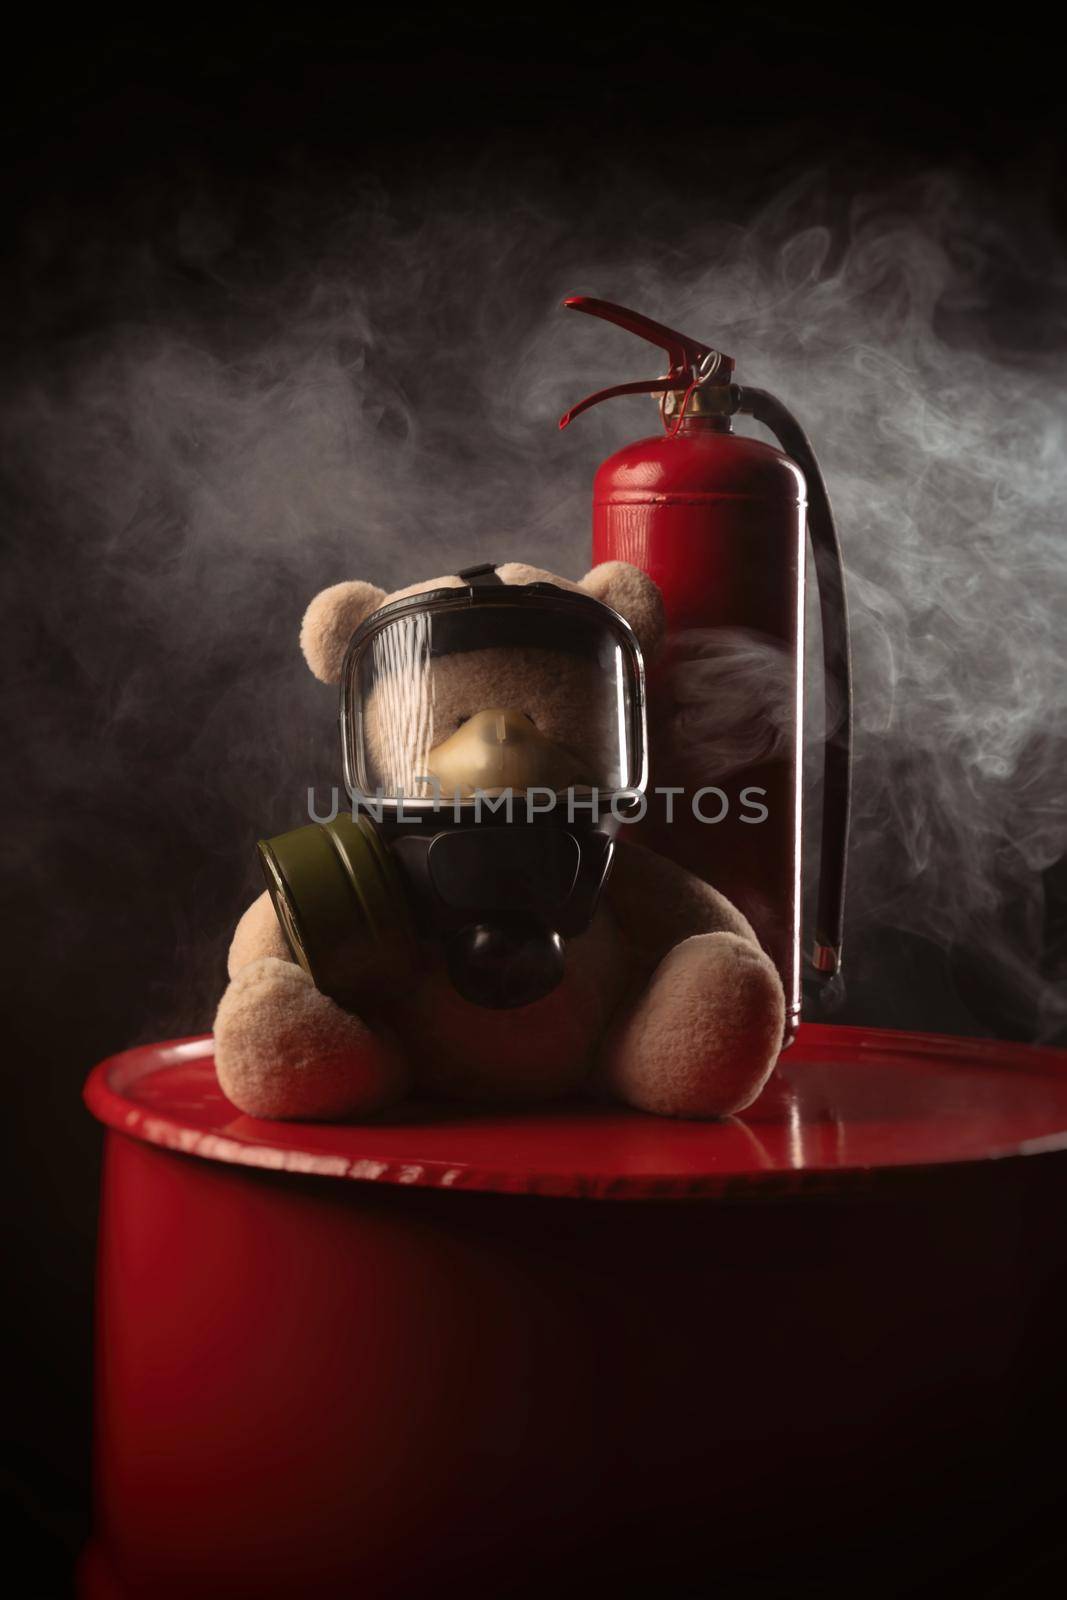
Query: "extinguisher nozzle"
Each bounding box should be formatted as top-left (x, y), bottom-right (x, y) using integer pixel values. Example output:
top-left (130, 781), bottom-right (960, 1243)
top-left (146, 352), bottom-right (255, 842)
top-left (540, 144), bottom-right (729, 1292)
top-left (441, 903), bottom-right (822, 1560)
top-left (813, 971), bottom-right (848, 1017)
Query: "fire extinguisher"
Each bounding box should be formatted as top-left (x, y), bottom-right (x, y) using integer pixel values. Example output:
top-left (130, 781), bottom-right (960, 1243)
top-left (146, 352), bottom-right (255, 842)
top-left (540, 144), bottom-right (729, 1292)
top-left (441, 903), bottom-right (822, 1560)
top-left (560, 296), bottom-right (852, 1042)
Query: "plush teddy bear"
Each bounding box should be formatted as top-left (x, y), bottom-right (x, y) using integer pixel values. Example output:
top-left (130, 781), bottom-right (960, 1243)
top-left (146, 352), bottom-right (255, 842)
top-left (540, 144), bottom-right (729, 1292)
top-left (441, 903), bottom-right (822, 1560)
top-left (213, 561), bottom-right (785, 1121)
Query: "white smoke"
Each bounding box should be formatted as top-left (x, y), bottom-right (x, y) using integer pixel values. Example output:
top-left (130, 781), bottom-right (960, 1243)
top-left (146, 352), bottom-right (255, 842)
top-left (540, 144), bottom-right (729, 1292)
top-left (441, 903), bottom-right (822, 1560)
top-left (663, 629), bottom-right (798, 780)
top-left (3, 166), bottom-right (1065, 1038)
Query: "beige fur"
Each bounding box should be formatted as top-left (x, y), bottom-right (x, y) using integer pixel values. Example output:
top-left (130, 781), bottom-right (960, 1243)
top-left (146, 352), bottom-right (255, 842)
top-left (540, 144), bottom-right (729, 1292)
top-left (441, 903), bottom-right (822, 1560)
top-left (227, 891), bottom-right (290, 979)
top-left (395, 907), bottom-right (626, 1103)
top-left (596, 932), bottom-right (785, 1117)
top-left (214, 559), bottom-right (785, 1121)
top-left (301, 580), bottom-right (387, 684)
top-left (605, 838), bottom-right (758, 958)
top-left (215, 959), bottom-right (408, 1120)
top-left (580, 559), bottom-right (665, 659)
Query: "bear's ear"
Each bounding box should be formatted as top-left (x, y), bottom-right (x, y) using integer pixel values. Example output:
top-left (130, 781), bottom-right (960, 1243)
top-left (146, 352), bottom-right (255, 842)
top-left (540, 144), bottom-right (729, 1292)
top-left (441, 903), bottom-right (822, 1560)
top-left (300, 580), bottom-right (387, 684)
top-left (579, 561), bottom-right (666, 661)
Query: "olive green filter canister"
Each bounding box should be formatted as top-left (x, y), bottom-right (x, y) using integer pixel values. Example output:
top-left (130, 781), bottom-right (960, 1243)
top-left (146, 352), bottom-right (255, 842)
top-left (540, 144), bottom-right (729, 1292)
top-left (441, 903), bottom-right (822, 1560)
top-left (258, 814), bottom-right (417, 1009)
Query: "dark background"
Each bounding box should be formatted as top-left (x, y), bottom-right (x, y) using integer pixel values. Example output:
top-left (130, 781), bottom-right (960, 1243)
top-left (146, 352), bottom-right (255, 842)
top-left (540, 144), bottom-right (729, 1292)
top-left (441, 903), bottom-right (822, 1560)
top-left (4, 7), bottom-right (1066, 1595)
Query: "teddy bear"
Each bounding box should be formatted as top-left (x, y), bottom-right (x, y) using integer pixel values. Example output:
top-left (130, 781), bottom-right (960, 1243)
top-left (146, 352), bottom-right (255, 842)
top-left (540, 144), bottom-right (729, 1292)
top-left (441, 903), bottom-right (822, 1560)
top-left (213, 560), bottom-right (785, 1121)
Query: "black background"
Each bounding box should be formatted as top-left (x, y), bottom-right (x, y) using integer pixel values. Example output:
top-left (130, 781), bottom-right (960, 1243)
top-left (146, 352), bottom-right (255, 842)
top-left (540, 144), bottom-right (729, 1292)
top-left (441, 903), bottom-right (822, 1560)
top-left (3, 7), bottom-right (1065, 1595)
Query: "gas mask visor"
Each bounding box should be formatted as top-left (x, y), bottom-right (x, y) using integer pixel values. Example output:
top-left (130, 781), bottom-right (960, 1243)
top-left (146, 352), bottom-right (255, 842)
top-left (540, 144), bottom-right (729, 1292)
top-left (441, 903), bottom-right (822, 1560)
top-left (339, 579), bottom-right (647, 819)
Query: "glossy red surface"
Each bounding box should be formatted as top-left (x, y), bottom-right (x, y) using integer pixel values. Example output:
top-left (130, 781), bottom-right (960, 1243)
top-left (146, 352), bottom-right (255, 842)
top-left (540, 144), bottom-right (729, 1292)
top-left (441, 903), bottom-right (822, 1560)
top-left (593, 425), bottom-right (804, 520)
top-left (82, 1026), bottom-right (1067, 1598)
top-left (84, 1024), bottom-right (1067, 1199)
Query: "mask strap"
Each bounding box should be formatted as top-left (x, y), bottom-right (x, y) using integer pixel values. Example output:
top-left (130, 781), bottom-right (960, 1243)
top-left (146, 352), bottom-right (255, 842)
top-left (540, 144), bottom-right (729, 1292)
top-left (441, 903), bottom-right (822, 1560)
top-left (457, 563), bottom-right (504, 587)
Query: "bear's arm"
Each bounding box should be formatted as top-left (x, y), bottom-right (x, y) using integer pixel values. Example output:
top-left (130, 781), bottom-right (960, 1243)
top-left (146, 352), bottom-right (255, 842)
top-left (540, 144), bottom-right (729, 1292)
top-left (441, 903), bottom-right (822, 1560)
top-left (227, 890), bottom-right (293, 979)
top-left (604, 839), bottom-right (759, 965)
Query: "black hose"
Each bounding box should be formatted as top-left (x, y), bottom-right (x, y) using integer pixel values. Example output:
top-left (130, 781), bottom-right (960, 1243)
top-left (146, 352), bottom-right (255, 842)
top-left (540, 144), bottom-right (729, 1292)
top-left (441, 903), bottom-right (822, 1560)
top-left (732, 385), bottom-right (853, 988)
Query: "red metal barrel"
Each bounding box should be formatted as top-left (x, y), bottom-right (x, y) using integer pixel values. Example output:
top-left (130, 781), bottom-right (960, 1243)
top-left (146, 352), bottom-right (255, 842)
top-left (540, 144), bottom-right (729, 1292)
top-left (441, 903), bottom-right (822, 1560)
top-left (81, 1027), bottom-right (1067, 1596)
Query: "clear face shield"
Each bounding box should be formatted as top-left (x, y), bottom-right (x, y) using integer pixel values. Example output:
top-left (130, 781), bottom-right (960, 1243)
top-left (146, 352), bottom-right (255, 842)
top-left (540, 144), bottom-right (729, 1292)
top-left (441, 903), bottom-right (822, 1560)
top-left (340, 584), bottom-right (646, 815)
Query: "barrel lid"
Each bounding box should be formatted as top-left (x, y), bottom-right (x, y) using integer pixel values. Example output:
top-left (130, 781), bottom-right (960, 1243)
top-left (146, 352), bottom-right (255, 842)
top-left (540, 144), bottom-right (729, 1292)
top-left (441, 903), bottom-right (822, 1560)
top-left (83, 1025), bottom-right (1067, 1201)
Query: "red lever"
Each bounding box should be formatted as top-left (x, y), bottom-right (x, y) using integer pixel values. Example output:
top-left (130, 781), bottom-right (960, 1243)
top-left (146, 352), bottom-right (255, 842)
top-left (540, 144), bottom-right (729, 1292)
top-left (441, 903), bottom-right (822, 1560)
top-left (559, 296), bottom-right (734, 429)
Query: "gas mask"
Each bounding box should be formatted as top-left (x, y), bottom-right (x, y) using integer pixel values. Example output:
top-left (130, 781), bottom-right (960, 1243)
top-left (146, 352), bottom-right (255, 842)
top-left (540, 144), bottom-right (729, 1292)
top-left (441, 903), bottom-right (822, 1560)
top-left (259, 564), bottom-right (647, 1010)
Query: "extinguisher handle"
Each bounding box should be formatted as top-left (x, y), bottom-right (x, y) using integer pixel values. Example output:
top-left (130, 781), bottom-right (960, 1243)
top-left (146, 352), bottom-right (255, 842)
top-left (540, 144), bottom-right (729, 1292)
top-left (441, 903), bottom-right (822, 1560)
top-left (734, 385), bottom-right (853, 991)
top-left (559, 297), bottom-right (735, 429)
top-left (563, 296), bottom-right (716, 374)
top-left (560, 377), bottom-right (679, 430)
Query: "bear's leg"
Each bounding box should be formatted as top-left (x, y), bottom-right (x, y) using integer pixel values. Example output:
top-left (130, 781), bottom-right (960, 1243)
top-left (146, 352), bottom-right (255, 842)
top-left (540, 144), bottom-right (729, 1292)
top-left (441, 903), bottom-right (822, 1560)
top-left (214, 957), bottom-right (408, 1120)
top-left (599, 933), bottom-right (785, 1119)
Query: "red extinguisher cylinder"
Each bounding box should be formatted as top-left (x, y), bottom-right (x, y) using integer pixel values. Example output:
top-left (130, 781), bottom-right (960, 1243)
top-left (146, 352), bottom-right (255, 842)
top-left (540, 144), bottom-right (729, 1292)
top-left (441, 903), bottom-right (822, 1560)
top-left (562, 295), bottom-right (852, 1040)
top-left (593, 418), bottom-right (806, 1038)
